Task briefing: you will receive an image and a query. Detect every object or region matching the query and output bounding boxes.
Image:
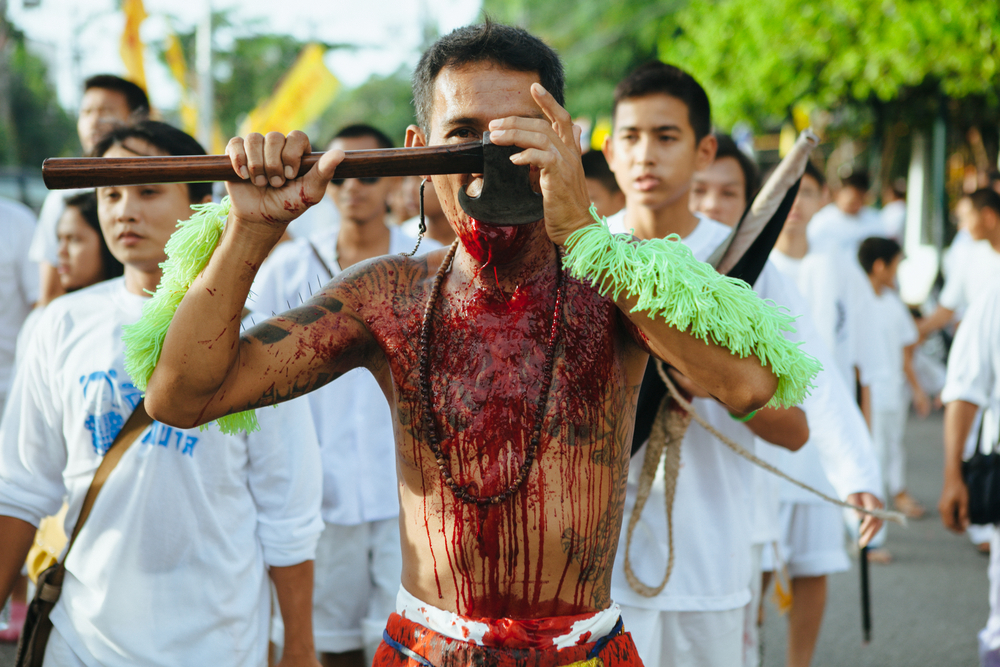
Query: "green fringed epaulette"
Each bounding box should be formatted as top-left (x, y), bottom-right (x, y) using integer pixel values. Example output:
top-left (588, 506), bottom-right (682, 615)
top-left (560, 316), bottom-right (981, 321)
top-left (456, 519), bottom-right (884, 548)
top-left (122, 196), bottom-right (260, 435)
top-left (562, 208), bottom-right (821, 408)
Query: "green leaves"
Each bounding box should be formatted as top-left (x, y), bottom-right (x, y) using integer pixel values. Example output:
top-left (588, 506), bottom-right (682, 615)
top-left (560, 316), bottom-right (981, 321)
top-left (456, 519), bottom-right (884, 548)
top-left (663, 0), bottom-right (1000, 129)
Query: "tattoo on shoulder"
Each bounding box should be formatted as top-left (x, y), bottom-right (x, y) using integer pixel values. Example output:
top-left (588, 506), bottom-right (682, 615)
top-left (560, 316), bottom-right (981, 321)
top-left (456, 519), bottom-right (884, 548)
top-left (246, 323), bottom-right (289, 345)
top-left (278, 295), bottom-right (344, 327)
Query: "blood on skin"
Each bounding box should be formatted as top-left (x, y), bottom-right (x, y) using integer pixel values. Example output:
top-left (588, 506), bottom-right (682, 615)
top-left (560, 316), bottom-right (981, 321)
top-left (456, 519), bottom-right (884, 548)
top-left (408, 262), bottom-right (622, 618)
top-left (479, 613), bottom-right (597, 649)
top-left (455, 217), bottom-right (536, 268)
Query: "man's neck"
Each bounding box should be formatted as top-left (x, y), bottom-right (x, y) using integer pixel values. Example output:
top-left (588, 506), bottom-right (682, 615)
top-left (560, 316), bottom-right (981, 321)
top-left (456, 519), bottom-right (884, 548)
top-left (774, 228), bottom-right (809, 259)
top-left (868, 276), bottom-right (885, 296)
top-left (124, 266), bottom-right (160, 297)
top-left (337, 217), bottom-right (392, 267)
top-left (427, 214), bottom-right (457, 246)
top-left (622, 193), bottom-right (700, 241)
top-left (451, 221), bottom-right (556, 298)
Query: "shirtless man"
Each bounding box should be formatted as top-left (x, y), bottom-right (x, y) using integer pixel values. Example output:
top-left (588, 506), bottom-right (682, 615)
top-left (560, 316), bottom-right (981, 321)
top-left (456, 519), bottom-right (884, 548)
top-left (145, 22), bottom-right (803, 664)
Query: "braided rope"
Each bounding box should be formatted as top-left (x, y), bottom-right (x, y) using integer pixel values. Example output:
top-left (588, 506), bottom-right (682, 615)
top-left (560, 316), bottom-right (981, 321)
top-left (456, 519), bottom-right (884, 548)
top-left (623, 359), bottom-right (905, 598)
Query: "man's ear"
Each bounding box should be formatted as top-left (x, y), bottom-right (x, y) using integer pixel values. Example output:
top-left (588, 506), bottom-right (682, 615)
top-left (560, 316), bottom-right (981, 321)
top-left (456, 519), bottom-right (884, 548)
top-left (694, 133), bottom-right (718, 172)
top-left (406, 124), bottom-right (429, 181)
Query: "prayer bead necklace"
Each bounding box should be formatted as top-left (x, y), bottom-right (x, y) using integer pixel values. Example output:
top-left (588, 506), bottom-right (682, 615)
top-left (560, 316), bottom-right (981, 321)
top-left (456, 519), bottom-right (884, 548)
top-left (418, 240), bottom-right (564, 505)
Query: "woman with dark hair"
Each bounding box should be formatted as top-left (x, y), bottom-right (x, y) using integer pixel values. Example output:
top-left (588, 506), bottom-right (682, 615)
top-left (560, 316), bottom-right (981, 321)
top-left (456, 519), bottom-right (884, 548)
top-left (56, 191), bottom-right (124, 291)
top-left (689, 132), bottom-right (760, 227)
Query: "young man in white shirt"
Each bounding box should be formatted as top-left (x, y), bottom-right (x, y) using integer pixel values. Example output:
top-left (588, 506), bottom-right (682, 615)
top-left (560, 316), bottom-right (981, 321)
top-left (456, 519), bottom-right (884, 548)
top-left (919, 188), bottom-right (1000, 337)
top-left (601, 61), bottom-right (884, 667)
top-left (939, 284), bottom-right (1000, 666)
top-left (252, 123), bottom-right (441, 667)
top-left (806, 171), bottom-right (886, 255)
top-left (31, 75), bottom-right (149, 306)
top-left (0, 121), bottom-right (324, 667)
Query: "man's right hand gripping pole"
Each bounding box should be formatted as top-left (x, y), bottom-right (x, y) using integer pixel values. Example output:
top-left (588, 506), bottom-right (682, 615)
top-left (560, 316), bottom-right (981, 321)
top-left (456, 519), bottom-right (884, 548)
top-left (145, 131), bottom-right (344, 429)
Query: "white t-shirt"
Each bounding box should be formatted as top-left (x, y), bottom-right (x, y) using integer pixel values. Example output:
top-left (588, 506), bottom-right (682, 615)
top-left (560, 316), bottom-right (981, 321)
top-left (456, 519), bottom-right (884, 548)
top-left (938, 240), bottom-right (1000, 317)
top-left (942, 229), bottom-right (976, 282)
top-left (880, 200), bottom-right (906, 242)
top-left (0, 197), bottom-right (40, 400)
top-left (605, 211), bottom-right (881, 610)
top-left (251, 225), bottom-right (440, 526)
top-left (806, 203), bottom-right (886, 255)
top-left (942, 285), bottom-right (1000, 458)
top-left (769, 250), bottom-right (878, 388)
top-left (869, 289), bottom-right (919, 411)
top-left (0, 278), bottom-right (323, 667)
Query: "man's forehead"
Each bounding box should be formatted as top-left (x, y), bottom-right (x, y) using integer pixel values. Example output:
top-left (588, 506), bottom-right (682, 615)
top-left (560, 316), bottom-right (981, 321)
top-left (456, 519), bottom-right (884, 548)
top-left (429, 63), bottom-right (544, 131)
top-left (613, 94), bottom-right (693, 133)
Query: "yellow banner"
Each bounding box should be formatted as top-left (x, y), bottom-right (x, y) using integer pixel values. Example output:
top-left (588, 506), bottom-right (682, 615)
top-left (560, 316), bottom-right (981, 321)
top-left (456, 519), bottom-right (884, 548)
top-left (164, 30), bottom-right (197, 136)
top-left (119, 0), bottom-right (147, 91)
top-left (240, 43), bottom-right (340, 136)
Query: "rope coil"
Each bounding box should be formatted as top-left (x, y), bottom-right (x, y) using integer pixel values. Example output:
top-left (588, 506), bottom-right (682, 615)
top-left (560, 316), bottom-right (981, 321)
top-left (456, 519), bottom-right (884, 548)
top-left (623, 360), bottom-right (906, 597)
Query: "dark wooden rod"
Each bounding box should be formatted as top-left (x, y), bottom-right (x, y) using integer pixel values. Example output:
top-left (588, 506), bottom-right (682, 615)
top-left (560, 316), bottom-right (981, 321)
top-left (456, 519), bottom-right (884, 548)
top-left (41, 141), bottom-right (484, 190)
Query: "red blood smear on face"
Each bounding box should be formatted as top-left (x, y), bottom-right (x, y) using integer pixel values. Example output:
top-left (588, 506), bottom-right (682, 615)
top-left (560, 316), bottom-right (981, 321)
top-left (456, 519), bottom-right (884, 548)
top-left (455, 217), bottom-right (536, 267)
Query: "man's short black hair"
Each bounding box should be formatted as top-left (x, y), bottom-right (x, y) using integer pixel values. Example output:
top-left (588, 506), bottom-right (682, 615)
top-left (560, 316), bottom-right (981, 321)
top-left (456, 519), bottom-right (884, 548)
top-left (713, 133), bottom-right (758, 206)
top-left (412, 19), bottom-right (565, 131)
top-left (92, 120), bottom-right (212, 202)
top-left (970, 188), bottom-right (1000, 217)
top-left (581, 150), bottom-right (620, 195)
top-left (84, 74), bottom-right (150, 117)
top-left (840, 170), bottom-right (870, 193)
top-left (62, 191), bottom-right (125, 281)
top-left (858, 236), bottom-right (902, 275)
top-left (612, 62), bottom-right (711, 143)
top-left (332, 123), bottom-right (394, 149)
top-left (803, 161), bottom-right (826, 188)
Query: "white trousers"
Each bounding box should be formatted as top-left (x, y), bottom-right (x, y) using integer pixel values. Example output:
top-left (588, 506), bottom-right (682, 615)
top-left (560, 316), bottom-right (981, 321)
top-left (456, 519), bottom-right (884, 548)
top-left (272, 518), bottom-right (401, 656)
top-left (872, 408), bottom-right (908, 497)
top-left (619, 604), bottom-right (743, 667)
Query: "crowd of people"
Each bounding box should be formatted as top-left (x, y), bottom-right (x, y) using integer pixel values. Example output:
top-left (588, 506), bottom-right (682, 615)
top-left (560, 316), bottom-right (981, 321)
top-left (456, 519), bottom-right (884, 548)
top-left (0, 18), bottom-right (998, 667)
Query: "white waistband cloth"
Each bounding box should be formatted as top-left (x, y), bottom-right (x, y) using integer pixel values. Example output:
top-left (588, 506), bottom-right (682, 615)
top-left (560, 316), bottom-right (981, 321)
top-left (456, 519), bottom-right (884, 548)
top-left (396, 586), bottom-right (622, 649)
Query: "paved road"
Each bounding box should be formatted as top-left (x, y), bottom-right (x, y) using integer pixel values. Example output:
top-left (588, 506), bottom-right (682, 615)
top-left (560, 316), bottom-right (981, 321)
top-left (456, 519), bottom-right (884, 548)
top-left (2, 413), bottom-right (989, 666)
top-left (761, 411), bottom-right (991, 666)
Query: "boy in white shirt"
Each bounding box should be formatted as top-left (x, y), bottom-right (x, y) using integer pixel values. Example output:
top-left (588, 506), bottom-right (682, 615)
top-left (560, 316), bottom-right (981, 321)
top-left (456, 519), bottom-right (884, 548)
top-left (0, 121), bottom-right (324, 667)
top-left (806, 171), bottom-right (886, 255)
top-left (859, 236), bottom-right (930, 552)
top-left (938, 284), bottom-right (1000, 666)
top-left (919, 188), bottom-right (1000, 337)
top-left (602, 61), bottom-right (884, 667)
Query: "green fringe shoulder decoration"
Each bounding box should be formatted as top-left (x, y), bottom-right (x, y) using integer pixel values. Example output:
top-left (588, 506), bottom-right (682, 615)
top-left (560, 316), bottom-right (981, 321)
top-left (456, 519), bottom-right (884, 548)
top-left (122, 196), bottom-right (259, 435)
top-left (562, 209), bottom-right (821, 408)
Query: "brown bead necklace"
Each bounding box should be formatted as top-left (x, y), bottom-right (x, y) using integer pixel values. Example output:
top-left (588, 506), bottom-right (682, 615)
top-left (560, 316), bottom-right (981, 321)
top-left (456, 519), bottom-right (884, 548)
top-left (418, 240), bottom-right (565, 505)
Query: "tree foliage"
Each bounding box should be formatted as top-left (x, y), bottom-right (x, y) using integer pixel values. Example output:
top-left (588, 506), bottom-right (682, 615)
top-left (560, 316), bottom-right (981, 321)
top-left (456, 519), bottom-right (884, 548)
top-left (664, 0), bottom-right (1000, 130)
top-left (481, 0), bottom-right (683, 118)
top-left (0, 24), bottom-right (76, 166)
top-left (315, 68), bottom-right (415, 148)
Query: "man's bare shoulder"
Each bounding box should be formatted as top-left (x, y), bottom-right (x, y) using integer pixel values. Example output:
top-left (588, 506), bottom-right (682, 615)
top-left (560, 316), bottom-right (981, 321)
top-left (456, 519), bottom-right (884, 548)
top-left (336, 246), bottom-right (450, 295)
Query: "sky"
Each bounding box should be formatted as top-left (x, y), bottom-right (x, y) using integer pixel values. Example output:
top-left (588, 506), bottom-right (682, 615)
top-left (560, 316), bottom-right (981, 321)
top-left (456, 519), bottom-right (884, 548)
top-left (7, 0), bottom-right (482, 112)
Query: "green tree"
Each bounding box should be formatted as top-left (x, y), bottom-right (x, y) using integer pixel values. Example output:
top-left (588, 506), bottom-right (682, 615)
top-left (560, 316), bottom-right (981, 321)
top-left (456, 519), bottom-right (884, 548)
top-left (0, 21), bottom-right (76, 167)
top-left (664, 0), bottom-right (1000, 131)
top-left (314, 68), bottom-right (415, 147)
top-left (481, 0), bottom-right (684, 118)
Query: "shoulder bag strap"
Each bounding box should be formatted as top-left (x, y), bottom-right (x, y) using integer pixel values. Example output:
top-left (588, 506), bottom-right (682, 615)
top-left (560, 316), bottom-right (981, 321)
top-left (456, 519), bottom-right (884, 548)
top-left (63, 400), bottom-right (153, 558)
